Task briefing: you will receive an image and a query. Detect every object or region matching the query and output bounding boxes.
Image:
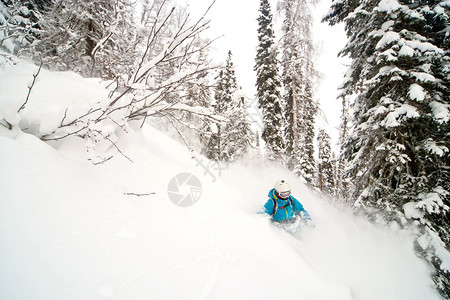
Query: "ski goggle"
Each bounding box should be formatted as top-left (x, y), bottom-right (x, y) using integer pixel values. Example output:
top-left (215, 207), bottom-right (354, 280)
top-left (278, 191), bottom-right (291, 198)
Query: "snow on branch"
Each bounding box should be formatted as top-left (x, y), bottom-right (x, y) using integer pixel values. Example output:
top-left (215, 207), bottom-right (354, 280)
top-left (38, 1), bottom-right (219, 163)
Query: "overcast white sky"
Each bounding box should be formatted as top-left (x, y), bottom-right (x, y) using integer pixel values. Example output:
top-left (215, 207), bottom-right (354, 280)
top-left (178, 0), bottom-right (348, 147)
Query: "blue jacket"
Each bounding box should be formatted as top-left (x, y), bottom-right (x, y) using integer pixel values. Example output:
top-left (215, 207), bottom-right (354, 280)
top-left (264, 188), bottom-right (311, 222)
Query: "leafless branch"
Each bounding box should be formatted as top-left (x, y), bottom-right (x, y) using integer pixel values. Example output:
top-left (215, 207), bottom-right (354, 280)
top-left (135, 3), bottom-right (175, 78)
top-left (18, 59), bottom-right (43, 113)
top-left (160, 112), bottom-right (193, 152)
top-left (89, 155), bottom-right (114, 165)
top-left (60, 108), bottom-right (69, 127)
top-left (61, 107), bottom-right (102, 128)
top-left (38, 1), bottom-right (218, 152)
top-left (1, 119), bottom-right (12, 130)
top-left (124, 192), bottom-right (156, 197)
top-left (105, 136), bottom-right (133, 163)
top-left (41, 125), bottom-right (88, 141)
top-left (90, 31), bottom-right (114, 76)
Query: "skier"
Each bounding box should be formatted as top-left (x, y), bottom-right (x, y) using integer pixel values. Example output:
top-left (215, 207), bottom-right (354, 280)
top-left (263, 180), bottom-right (311, 231)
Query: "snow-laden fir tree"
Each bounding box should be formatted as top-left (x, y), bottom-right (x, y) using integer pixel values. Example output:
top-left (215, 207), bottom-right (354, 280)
top-left (335, 94), bottom-right (351, 200)
top-left (317, 129), bottom-right (335, 195)
top-left (324, 0), bottom-right (449, 296)
top-left (296, 84), bottom-right (317, 182)
top-left (254, 0), bottom-right (285, 161)
top-left (224, 88), bottom-right (254, 162)
top-left (278, 0), bottom-right (319, 183)
top-left (205, 51), bottom-right (253, 162)
top-left (205, 51), bottom-right (237, 161)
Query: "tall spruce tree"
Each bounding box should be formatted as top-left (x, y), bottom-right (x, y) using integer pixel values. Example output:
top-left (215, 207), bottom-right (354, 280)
top-left (255, 0), bottom-right (285, 161)
top-left (336, 94), bottom-right (351, 200)
top-left (324, 0), bottom-right (450, 296)
top-left (278, 0), bottom-right (319, 183)
top-left (296, 81), bottom-right (317, 182)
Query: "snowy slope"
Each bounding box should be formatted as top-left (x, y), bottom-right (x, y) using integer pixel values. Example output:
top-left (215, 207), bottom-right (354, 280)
top-left (0, 58), bottom-right (441, 300)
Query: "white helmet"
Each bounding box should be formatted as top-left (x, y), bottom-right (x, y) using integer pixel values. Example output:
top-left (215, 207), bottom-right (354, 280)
top-left (274, 180), bottom-right (291, 198)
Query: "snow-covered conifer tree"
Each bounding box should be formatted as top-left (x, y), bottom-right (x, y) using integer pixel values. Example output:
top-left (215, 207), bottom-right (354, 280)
top-left (295, 84), bottom-right (317, 182)
top-left (335, 94), bottom-right (351, 200)
top-left (324, 0), bottom-right (450, 296)
top-left (206, 51), bottom-right (252, 162)
top-left (223, 88), bottom-right (254, 161)
top-left (206, 51), bottom-right (237, 161)
top-left (278, 0), bottom-right (319, 182)
top-left (254, 0), bottom-right (285, 161)
top-left (317, 129), bottom-right (335, 195)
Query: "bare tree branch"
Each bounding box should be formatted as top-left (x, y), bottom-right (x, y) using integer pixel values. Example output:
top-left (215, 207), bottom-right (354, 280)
top-left (18, 59), bottom-right (43, 113)
top-left (124, 192), bottom-right (156, 197)
top-left (161, 112), bottom-right (194, 152)
top-left (1, 119), bottom-right (12, 130)
top-left (38, 1), bottom-right (220, 158)
top-left (41, 125), bottom-right (88, 141)
top-left (105, 136), bottom-right (133, 163)
top-left (90, 31), bottom-right (114, 76)
top-left (89, 155), bottom-right (114, 165)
